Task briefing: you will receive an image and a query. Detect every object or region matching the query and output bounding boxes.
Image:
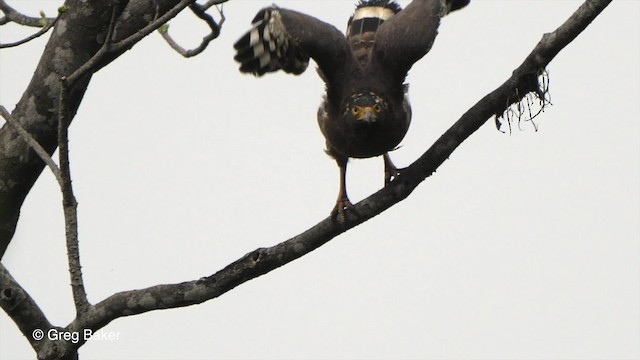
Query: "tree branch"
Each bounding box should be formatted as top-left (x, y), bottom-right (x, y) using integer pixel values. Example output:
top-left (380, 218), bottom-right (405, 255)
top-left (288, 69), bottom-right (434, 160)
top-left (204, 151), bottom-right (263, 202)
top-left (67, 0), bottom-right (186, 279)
top-left (66, 0), bottom-right (195, 86)
top-left (0, 14), bottom-right (60, 49)
top-left (200, 0), bottom-right (227, 12)
top-left (57, 79), bottom-right (90, 315)
top-left (0, 0), bottom-right (613, 358)
top-left (1, 85), bottom-right (91, 315)
top-left (3, 0), bottom-right (195, 316)
top-left (29, 2), bottom-right (611, 356)
top-left (2, 87), bottom-right (88, 357)
top-left (159, 2), bottom-right (225, 58)
top-left (111, 0), bottom-right (194, 53)
top-left (0, 106), bottom-right (65, 187)
top-left (0, 0), bottom-right (56, 27)
top-left (0, 0), bottom-right (201, 258)
top-left (0, 262), bottom-right (52, 353)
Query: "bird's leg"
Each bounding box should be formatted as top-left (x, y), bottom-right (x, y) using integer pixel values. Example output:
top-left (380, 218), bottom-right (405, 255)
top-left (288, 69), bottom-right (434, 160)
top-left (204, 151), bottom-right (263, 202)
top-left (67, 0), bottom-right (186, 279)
top-left (331, 155), bottom-right (353, 221)
top-left (383, 153), bottom-right (402, 186)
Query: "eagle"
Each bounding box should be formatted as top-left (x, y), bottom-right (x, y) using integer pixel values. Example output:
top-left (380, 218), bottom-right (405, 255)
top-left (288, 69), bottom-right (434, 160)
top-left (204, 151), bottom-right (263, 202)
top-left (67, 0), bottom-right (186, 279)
top-left (234, 0), bottom-right (468, 219)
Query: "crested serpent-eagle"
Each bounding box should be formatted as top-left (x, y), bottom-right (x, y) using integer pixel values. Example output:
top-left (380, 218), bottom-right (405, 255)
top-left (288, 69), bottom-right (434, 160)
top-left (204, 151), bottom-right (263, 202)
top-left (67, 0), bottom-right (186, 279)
top-left (234, 0), bottom-right (468, 219)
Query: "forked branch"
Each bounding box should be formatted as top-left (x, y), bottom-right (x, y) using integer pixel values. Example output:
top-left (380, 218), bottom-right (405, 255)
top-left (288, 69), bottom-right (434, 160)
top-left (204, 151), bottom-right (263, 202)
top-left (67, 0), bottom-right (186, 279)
top-left (0, 106), bottom-right (64, 186)
top-left (0, 90), bottom-right (91, 316)
top-left (0, 0), bottom-right (56, 27)
top-left (0, 1), bottom-right (63, 48)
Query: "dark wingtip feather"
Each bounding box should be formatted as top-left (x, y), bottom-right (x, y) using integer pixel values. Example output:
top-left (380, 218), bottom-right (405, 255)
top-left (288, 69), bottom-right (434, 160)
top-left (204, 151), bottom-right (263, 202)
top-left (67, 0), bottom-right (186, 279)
top-left (233, 31), bottom-right (251, 50)
top-left (233, 47), bottom-right (254, 64)
top-left (449, 0), bottom-right (470, 12)
top-left (233, 7), bottom-right (310, 77)
top-left (239, 60), bottom-right (265, 76)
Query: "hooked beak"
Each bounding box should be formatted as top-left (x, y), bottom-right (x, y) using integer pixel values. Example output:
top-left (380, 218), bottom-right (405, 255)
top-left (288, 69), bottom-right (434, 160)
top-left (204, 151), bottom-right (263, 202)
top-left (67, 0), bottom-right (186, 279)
top-left (358, 107), bottom-right (375, 123)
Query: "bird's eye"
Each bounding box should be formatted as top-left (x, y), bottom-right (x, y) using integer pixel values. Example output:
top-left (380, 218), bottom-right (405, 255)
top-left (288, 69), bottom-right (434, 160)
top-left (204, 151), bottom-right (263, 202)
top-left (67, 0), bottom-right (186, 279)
top-left (373, 104), bottom-right (382, 113)
top-left (351, 107), bottom-right (359, 116)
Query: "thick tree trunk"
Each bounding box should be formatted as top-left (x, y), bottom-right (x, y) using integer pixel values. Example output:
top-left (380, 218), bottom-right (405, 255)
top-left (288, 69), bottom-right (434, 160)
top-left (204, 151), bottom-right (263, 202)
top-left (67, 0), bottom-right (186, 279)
top-left (0, 0), bottom-right (183, 257)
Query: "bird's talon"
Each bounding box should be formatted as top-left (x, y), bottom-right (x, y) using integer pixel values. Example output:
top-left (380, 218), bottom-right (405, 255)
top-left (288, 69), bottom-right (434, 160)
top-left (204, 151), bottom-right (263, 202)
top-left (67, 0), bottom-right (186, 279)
top-left (331, 198), bottom-right (354, 222)
top-left (384, 167), bottom-right (405, 186)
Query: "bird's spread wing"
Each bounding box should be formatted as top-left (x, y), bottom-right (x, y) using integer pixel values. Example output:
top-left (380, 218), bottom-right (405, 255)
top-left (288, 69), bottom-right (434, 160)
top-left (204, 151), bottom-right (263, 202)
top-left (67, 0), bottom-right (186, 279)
top-left (234, 7), bottom-right (349, 82)
top-left (373, 0), bottom-right (468, 77)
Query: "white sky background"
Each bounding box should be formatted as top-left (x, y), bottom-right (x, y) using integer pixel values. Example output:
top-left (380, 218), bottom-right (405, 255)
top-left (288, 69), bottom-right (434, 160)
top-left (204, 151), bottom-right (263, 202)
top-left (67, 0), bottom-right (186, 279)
top-left (1, 0), bottom-right (639, 359)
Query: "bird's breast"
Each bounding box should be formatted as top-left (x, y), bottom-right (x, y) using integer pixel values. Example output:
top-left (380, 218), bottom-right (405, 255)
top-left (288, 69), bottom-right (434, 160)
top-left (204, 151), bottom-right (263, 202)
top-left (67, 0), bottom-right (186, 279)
top-left (318, 98), bottom-right (411, 159)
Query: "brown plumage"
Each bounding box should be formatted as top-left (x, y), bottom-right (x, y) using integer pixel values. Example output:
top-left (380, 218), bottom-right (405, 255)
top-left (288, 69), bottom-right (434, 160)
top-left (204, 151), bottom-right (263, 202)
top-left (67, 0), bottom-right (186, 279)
top-left (234, 0), bottom-right (468, 220)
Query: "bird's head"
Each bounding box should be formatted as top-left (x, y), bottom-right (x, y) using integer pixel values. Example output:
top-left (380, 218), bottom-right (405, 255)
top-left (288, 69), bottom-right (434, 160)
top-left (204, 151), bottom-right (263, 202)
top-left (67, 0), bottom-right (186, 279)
top-left (343, 91), bottom-right (388, 124)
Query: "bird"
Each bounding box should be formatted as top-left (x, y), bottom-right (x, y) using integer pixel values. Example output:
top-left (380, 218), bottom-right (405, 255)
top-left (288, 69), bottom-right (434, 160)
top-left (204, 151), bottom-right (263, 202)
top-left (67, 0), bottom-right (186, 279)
top-left (233, 0), bottom-right (468, 220)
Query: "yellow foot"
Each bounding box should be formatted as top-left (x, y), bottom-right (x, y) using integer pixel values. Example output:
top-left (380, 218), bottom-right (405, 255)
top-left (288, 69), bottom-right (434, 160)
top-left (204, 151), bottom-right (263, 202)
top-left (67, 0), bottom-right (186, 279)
top-left (331, 198), bottom-right (354, 222)
top-left (384, 166), bottom-right (404, 186)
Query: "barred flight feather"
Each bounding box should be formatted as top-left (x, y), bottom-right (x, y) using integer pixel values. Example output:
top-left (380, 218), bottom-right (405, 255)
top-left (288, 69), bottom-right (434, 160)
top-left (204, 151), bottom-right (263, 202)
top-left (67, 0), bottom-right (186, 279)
top-left (233, 8), bottom-right (309, 76)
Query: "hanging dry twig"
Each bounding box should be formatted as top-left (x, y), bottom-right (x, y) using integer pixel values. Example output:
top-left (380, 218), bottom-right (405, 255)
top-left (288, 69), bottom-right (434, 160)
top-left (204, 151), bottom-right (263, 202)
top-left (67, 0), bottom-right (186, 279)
top-left (159, 1), bottom-right (226, 58)
top-left (496, 69), bottom-right (551, 133)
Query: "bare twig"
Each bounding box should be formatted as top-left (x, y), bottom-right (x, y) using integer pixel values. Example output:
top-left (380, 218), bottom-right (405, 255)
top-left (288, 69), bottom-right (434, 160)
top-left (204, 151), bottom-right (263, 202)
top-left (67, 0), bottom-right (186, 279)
top-left (66, 0), bottom-right (194, 86)
top-left (200, 0), bottom-right (228, 12)
top-left (111, 0), bottom-right (194, 52)
top-left (65, 3), bottom-right (120, 86)
top-left (159, 2), bottom-right (224, 57)
top-left (54, 0), bottom-right (195, 318)
top-left (0, 0), bottom-right (216, 257)
top-left (1, 96), bottom-right (90, 316)
top-left (0, 0), bottom-right (56, 27)
top-left (0, 15), bottom-right (59, 48)
top-left (0, 0), bottom-right (63, 50)
top-left (58, 78), bottom-right (90, 315)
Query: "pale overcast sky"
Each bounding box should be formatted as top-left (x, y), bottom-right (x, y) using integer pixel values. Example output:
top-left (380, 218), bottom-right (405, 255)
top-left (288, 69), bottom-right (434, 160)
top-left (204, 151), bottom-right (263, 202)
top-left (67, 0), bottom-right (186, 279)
top-left (1, 1), bottom-right (639, 359)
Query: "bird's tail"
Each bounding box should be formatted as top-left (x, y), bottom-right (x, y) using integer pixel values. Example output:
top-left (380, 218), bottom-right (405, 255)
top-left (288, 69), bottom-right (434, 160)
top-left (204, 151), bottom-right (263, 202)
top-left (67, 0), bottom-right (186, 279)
top-left (346, 0), bottom-right (401, 39)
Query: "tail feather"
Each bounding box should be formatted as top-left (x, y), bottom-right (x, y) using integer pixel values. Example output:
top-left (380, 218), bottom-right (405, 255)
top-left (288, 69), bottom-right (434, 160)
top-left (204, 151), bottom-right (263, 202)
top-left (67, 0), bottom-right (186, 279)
top-left (346, 0), bottom-right (401, 39)
top-left (346, 0), bottom-right (402, 67)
